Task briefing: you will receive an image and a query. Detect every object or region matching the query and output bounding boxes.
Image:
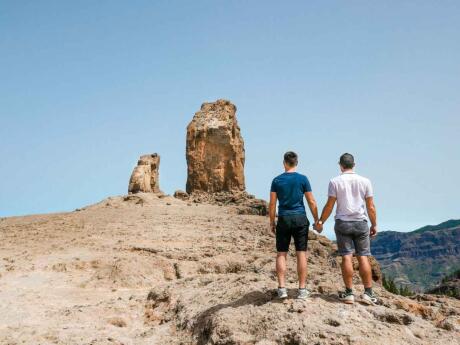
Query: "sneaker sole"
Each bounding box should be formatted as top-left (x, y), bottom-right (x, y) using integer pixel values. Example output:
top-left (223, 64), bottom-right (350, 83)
top-left (361, 298), bottom-right (376, 305)
top-left (341, 299), bottom-right (354, 304)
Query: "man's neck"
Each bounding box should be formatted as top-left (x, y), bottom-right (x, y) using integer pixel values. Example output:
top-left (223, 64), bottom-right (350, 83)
top-left (285, 168), bottom-right (296, 173)
top-left (341, 169), bottom-right (354, 174)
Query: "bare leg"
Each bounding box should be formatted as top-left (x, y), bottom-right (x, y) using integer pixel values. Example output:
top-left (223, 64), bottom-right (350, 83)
top-left (276, 252), bottom-right (287, 287)
top-left (296, 251), bottom-right (307, 289)
top-left (341, 254), bottom-right (354, 289)
top-left (357, 255), bottom-right (373, 288)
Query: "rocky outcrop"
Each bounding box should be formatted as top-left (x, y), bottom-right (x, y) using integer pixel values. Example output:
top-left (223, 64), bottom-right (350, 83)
top-left (173, 190), bottom-right (268, 216)
top-left (173, 190), bottom-right (189, 201)
top-left (2, 191), bottom-right (459, 344)
top-left (139, 198), bottom-right (460, 344)
top-left (128, 154), bottom-right (161, 194)
top-left (354, 255), bottom-right (383, 284)
top-left (183, 100), bottom-right (268, 215)
top-left (186, 99), bottom-right (245, 194)
top-left (187, 191), bottom-right (268, 216)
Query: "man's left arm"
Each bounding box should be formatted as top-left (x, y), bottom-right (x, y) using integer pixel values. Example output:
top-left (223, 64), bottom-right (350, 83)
top-left (366, 197), bottom-right (377, 237)
top-left (304, 192), bottom-right (319, 223)
top-left (269, 192), bottom-right (277, 233)
top-left (303, 177), bottom-right (318, 224)
top-left (365, 180), bottom-right (377, 237)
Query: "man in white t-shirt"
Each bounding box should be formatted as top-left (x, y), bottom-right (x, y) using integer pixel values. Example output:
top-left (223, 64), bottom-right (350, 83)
top-left (315, 153), bottom-right (378, 305)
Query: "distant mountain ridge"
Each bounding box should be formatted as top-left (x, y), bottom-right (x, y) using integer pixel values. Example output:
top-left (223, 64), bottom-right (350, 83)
top-left (371, 219), bottom-right (460, 291)
top-left (412, 219), bottom-right (460, 234)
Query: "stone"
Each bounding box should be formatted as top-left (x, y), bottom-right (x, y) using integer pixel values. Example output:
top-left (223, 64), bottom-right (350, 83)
top-left (371, 310), bottom-right (413, 325)
top-left (236, 198), bottom-right (268, 216)
top-left (352, 255), bottom-right (382, 283)
top-left (128, 154), bottom-right (160, 194)
top-left (173, 190), bottom-right (189, 201)
top-left (186, 99), bottom-right (245, 194)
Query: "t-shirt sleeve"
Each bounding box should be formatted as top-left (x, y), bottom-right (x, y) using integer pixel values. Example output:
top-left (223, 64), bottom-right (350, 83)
top-left (328, 180), bottom-right (337, 197)
top-left (365, 179), bottom-right (374, 198)
top-left (270, 178), bottom-right (277, 193)
top-left (303, 176), bottom-right (312, 193)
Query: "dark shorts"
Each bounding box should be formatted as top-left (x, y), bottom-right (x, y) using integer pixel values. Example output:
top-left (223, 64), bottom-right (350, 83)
top-left (334, 219), bottom-right (371, 256)
top-left (276, 214), bottom-right (310, 252)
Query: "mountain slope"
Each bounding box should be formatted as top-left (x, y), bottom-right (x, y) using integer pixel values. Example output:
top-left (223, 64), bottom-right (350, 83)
top-left (427, 269), bottom-right (460, 299)
top-left (371, 220), bottom-right (460, 291)
top-left (1, 194), bottom-right (459, 344)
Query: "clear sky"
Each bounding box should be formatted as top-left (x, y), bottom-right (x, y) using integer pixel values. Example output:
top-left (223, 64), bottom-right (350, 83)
top-left (1, 1), bottom-right (459, 239)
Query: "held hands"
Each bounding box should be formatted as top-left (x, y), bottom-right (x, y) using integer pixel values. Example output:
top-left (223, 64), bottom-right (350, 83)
top-left (370, 225), bottom-right (378, 237)
top-left (313, 220), bottom-right (323, 233)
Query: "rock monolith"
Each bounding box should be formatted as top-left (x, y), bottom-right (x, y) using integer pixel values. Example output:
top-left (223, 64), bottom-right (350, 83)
top-left (128, 154), bottom-right (160, 194)
top-left (186, 99), bottom-right (245, 194)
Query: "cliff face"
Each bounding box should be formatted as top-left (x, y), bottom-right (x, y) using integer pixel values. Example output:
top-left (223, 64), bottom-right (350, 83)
top-left (371, 220), bottom-right (460, 291)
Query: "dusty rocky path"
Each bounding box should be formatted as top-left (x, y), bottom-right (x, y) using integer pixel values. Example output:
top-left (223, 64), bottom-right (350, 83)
top-left (0, 193), bottom-right (459, 345)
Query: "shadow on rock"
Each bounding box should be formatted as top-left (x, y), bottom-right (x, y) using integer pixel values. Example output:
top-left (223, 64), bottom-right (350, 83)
top-left (193, 290), bottom-right (274, 344)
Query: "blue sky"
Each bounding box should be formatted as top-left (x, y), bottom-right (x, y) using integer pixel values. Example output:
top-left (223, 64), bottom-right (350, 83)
top-left (1, 1), bottom-right (459, 238)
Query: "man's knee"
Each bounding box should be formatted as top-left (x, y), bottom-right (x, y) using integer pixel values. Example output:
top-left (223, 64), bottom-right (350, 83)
top-left (356, 255), bottom-right (370, 264)
top-left (295, 250), bottom-right (307, 257)
top-left (356, 255), bottom-right (371, 270)
top-left (277, 252), bottom-right (288, 258)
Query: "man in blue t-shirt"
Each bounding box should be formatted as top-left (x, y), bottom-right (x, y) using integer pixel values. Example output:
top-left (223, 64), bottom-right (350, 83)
top-left (269, 151), bottom-right (319, 300)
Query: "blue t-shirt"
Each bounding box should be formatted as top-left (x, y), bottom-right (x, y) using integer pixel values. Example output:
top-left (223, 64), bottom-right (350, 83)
top-left (270, 172), bottom-right (312, 216)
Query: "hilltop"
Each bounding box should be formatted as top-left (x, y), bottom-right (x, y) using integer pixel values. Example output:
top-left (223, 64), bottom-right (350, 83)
top-left (413, 219), bottom-right (460, 234)
top-left (1, 194), bottom-right (459, 345)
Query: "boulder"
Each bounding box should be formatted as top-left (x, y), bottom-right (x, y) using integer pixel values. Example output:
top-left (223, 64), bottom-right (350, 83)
top-left (352, 255), bottom-right (383, 283)
top-left (173, 190), bottom-right (189, 201)
top-left (186, 99), bottom-right (245, 194)
top-left (128, 154), bottom-right (160, 194)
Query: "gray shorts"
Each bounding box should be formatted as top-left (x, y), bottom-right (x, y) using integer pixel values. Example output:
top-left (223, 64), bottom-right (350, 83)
top-left (334, 219), bottom-right (371, 256)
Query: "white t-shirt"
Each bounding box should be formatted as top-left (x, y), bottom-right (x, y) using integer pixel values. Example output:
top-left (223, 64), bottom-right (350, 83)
top-left (328, 172), bottom-right (373, 221)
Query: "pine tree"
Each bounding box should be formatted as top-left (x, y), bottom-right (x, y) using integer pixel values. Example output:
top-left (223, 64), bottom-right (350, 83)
top-left (382, 274), bottom-right (414, 296)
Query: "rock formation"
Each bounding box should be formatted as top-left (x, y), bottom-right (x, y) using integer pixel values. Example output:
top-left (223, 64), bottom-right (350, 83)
top-left (186, 99), bottom-right (245, 194)
top-left (128, 153), bottom-right (161, 194)
top-left (2, 191), bottom-right (459, 344)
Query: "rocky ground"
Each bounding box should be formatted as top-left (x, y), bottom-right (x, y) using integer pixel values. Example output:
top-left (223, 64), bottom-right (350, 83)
top-left (0, 193), bottom-right (459, 345)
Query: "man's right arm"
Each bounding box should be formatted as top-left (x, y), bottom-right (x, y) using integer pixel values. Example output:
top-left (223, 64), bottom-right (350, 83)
top-left (316, 180), bottom-right (337, 232)
top-left (319, 196), bottom-right (336, 227)
top-left (269, 192), bottom-right (277, 233)
top-left (366, 197), bottom-right (377, 237)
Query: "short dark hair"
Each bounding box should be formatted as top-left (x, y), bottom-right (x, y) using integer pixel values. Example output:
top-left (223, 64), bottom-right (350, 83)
top-left (284, 151), bottom-right (298, 167)
top-left (339, 153), bottom-right (354, 169)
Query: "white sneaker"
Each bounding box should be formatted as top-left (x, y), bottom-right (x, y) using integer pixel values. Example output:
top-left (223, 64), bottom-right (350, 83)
top-left (361, 291), bottom-right (378, 305)
top-left (297, 288), bottom-right (311, 300)
top-left (277, 287), bottom-right (288, 299)
top-left (338, 291), bottom-right (355, 304)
